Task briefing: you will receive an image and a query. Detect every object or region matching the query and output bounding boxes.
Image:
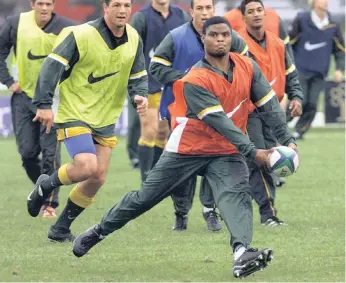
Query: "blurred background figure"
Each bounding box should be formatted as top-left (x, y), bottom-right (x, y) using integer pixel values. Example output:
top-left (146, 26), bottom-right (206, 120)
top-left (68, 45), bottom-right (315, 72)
top-left (288, 0), bottom-right (345, 140)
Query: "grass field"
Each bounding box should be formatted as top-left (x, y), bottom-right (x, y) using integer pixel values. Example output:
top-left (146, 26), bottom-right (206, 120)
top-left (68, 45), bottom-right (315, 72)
top-left (0, 129), bottom-right (344, 282)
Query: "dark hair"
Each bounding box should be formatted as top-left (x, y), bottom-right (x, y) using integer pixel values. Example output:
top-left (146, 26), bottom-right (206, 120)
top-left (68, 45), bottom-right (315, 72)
top-left (31, 0), bottom-right (55, 3)
top-left (240, 0), bottom-right (264, 15)
top-left (202, 16), bottom-right (232, 35)
top-left (190, 0), bottom-right (215, 9)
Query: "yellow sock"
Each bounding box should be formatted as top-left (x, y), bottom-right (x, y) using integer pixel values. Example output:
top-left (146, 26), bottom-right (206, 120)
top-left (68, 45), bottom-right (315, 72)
top-left (69, 186), bottom-right (95, 208)
top-left (58, 163), bottom-right (73, 185)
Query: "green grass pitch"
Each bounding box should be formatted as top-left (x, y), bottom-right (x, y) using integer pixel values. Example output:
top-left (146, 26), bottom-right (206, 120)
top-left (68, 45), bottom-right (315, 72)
top-left (0, 129), bottom-right (344, 282)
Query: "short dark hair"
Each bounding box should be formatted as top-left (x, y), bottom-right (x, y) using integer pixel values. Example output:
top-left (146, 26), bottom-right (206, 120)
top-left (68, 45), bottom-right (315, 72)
top-left (202, 16), bottom-right (232, 35)
top-left (31, 0), bottom-right (55, 3)
top-left (240, 0), bottom-right (264, 15)
top-left (190, 0), bottom-right (215, 9)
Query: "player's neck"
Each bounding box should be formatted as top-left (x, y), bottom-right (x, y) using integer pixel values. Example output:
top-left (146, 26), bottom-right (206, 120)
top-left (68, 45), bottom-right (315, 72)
top-left (205, 54), bottom-right (230, 75)
top-left (35, 15), bottom-right (52, 29)
top-left (104, 17), bottom-right (125, 38)
top-left (314, 8), bottom-right (327, 20)
top-left (152, 2), bottom-right (170, 18)
top-left (246, 26), bottom-right (265, 41)
top-left (192, 20), bottom-right (203, 36)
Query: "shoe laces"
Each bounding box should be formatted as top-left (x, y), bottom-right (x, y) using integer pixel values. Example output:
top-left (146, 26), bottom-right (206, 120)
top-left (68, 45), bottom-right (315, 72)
top-left (209, 210), bottom-right (222, 222)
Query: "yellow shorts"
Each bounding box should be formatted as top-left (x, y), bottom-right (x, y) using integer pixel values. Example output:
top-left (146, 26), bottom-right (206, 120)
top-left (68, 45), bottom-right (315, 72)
top-left (56, 126), bottom-right (118, 148)
top-left (148, 92), bottom-right (161, 109)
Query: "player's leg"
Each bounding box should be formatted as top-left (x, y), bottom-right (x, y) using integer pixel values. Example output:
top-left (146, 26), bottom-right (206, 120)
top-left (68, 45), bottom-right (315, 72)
top-left (205, 154), bottom-right (273, 278)
top-left (152, 119), bottom-right (169, 167)
top-left (247, 112), bottom-right (279, 226)
top-left (27, 128), bottom-right (99, 221)
top-left (170, 176), bottom-right (197, 231)
top-left (72, 153), bottom-right (208, 257)
top-left (127, 99), bottom-right (140, 168)
top-left (199, 177), bottom-right (222, 232)
top-left (11, 93), bottom-right (41, 184)
top-left (39, 125), bottom-right (61, 218)
top-left (48, 138), bottom-right (114, 242)
top-left (295, 75), bottom-right (325, 138)
top-left (138, 92), bottom-right (160, 182)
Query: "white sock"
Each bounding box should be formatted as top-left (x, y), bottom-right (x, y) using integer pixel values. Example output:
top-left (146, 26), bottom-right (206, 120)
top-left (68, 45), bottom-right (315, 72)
top-left (234, 246), bottom-right (246, 261)
top-left (203, 206), bottom-right (214, 213)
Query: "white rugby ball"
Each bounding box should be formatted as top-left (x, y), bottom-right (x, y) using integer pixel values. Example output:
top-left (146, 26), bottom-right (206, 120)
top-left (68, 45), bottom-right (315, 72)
top-left (269, 146), bottom-right (299, 177)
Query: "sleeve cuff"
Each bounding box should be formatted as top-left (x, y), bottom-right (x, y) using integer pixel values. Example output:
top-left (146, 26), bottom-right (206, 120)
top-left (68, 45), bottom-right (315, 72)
top-left (37, 103), bottom-right (52, 110)
top-left (5, 79), bottom-right (15, 89)
top-left (247, 148), bottom-right (257, 162)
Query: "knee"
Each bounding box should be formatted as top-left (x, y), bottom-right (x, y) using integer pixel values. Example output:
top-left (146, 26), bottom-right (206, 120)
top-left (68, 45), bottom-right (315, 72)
top-left (20, 145), bottom-right (39, 160)
top-left (90, 170), bottom-right (107, 187)
top-left (74, 155), bottom-right (98, 180)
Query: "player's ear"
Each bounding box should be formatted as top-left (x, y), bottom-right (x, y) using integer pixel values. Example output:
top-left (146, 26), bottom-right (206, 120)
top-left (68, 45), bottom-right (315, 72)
top-left (201, 34), bottom-right (205, 44)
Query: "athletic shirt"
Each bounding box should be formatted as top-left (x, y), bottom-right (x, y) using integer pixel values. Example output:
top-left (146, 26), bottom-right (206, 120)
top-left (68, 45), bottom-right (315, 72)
top-left (167, 53), bottom-right (253, 155)
top-left (140, 4), bottom-right (186, 94)
top-left (54, 23), bottom-right (139, 128)
top-left (16, 11), bottom-right (72, 98)
top-left (238, 29), bottom-right (285, 112)
top-left (293, 11), bottom-right (337, 77)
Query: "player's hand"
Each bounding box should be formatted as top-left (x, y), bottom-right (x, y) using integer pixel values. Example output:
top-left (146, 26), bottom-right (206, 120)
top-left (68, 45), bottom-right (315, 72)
top-left (255, 149), bottom-right (275, 171)
top-left (134, 95), bottom-right (148, 116)
top-left (33, 109), bottom-right (54, 134)
top-left (334, 70), bottom-right (344, 83)
top-left (289, 99), bottom-right (302, 117)
top-left (287, 142), bottom-right (300, 169)
top-left (9, 82), bottom-right (21, 94)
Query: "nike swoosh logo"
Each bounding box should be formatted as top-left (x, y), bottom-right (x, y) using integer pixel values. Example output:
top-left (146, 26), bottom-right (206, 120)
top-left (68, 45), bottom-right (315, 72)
top-left (304, 41), bottom-right (327, 51)
top-left (269, 77), bottom-right (277, 86)
top-left (88, 71), bottom-right (119, 84)
top-left (67, 215), bottom-right (76, 220)
top-left (226, 98), bottom-right (248, 118)
top-left (27, 50), bottom-right (48, 60)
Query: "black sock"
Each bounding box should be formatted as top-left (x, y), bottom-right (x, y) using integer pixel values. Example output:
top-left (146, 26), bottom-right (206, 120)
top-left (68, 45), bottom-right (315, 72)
top-left (53, 198), bottom-right (85, 230)
top-left (40, 171), bottom-right (63, 198)
top-left (138, 144), bottom-right (154, 182)
top-left (152, 145), bottom-right (163, 168)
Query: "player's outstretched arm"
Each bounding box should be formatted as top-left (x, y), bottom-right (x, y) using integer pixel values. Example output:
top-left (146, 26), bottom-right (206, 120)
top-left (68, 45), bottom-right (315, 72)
top-left (0, 15), bottom-right (20, 91)
top-left (149, 33), bottom-right (186, 86)
top-left (33, 30), bottom-right (79, 133)
top-left (127, 36), bottom-right (148, 110)
top-left (249, 59), bottom-right (296, 147)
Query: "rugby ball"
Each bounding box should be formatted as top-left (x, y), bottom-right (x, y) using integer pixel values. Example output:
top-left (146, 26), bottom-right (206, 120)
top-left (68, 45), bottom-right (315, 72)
top-left (270, 146), bottom-right (299, 177)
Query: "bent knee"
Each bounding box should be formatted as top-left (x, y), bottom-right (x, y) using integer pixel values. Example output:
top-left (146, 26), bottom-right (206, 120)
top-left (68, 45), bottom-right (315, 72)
top-left (74, 154), bottom-right (98, 179)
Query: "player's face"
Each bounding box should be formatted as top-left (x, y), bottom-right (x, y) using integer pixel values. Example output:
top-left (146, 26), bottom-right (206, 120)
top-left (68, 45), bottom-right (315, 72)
top-left (190, 0), bottom-right (215, 29)
top-left (152, 0), bottom-right (170, 5)
top-left (202, 24), bottom-right (232, 58)
top-left (31, 0), bottom-right (55, 24)
top-left (243, 2), bottom-right (265, 29)
top-left (104, 0), bottom-right (132, 28)
top-left (314, 0), bottom-right (328, 11)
